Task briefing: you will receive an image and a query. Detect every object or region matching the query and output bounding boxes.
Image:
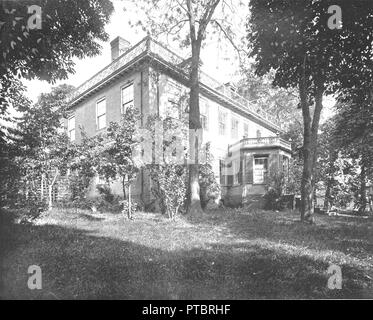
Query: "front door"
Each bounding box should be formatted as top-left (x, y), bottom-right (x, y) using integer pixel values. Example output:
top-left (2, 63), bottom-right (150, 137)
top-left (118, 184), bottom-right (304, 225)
top-left (253, 157), bottom-right (268, 184)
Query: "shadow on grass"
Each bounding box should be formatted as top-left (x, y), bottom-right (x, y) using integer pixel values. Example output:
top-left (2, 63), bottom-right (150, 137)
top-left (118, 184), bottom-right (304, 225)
top-left (191, 210), bottom-right (373, 258)
top-left (1, 219), bottom-right (372, 300)
top-left (79, 213), bottom-right (106, 222)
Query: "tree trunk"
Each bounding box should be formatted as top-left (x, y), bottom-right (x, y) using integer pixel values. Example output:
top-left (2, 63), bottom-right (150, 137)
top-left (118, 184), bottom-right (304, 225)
top-left (300, 141), bottom-right (314, 222)
top-left (186, 41), bottom-right (203, 216)
top-left (299, 62), bottom-right (324, 222)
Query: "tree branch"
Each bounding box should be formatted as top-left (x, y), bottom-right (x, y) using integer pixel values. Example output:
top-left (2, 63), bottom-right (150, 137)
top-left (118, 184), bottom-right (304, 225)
top-left (197, 0), bottom-right (221, 42)
top-left (154, 19), bottom-right (189, 37)
top-left (210, 19), bottom-right (247, 62)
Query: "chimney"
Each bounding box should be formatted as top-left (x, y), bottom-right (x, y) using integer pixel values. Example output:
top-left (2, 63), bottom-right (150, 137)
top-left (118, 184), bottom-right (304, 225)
top-left (110, 36), bottom-right (131, 61)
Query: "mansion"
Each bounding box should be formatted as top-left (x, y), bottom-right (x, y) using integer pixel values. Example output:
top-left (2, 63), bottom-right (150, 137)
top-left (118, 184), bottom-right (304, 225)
top-left (65, 35), bottom-right (292, 206)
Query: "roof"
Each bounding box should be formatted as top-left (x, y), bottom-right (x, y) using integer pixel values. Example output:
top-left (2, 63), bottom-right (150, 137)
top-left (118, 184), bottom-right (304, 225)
top-left (68, 36), bottom-right (282, 132)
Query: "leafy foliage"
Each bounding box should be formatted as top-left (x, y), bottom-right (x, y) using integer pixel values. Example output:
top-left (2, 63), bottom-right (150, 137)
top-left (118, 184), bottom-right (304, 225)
top-left (149, 164), bottom-right (187, 220)
top-left (145, 115), bottom-right (188, 220)
top-left (98, 107), bottom-right (141, 191)
top-left (263, 172), bottom-right (288, 211)
top-left (0, 0), bottom-right (114, 113)
top-left (69, 107), bottom-right (141, 215)
top-left (317, 89), bottom-right (373, 213)
top-left (247, 0), bottom-right (373, 221)
top-left (16, 84), bottom-right (75, 209)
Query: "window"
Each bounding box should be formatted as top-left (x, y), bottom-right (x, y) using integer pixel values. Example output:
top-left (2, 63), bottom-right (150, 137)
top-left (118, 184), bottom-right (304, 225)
top-left (231, 117), bottom-right (239, 139)
top-left (121, 83), bottom-right (134, 113)
top-left (243, 123), bottom-right (249, 138)
top-left (67, 116), bottom-right (75, 141)
top-left (96, 98), bottom-right (106, 130)
top-left (219, 158), bottom-right (241, 186)
top-left (253, 156), bottom-right (268, 184)
top-left (218, 110), bottom-right (227, 135)
top-left (200, 100), bottom-right (209, 130)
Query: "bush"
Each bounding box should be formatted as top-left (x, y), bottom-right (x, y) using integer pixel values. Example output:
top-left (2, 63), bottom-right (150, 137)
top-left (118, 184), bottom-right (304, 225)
top-left (263, 172), bottom-right (287, 211)
top-left (148, 164), bottom-right (187, 220)
top-left (144, 114), bottom-right (188, 219)
top-left (62, 180), bottom-right (122, 213)
top-left (263, 188), bottom-right (286, 211)
top-left (96, 184), bottom-right (115, 203)
top-left (11, 195), bottom-right (48, 221)
top-left (287, 159), bottom-right (302, 194)
top-left (68, 173), bottom-right (92, 204)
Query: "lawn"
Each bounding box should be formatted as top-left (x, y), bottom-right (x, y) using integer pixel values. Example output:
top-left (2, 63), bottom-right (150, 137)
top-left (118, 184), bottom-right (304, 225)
top-left (0, 208), bottom-right (372, 299)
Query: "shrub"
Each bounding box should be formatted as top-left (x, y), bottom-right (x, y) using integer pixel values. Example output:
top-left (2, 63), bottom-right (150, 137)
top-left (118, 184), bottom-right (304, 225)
top-left (148, 164), bottom-right (187, 220)
top-left (263, 172), bottom-right (287, 211)
top-left (96, 184), bottom-right (115, 203)
top-left (263, 188), bottom-right (286, 211)
top-left (144, 114), bottom-right (188, 220)
top-left (68, 173), bottom-right (92, 204)
top-left (287, 159), bottom-right (302, 194)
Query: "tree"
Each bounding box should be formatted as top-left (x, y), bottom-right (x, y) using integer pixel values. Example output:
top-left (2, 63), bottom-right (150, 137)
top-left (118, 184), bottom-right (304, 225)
top-left (333, 90), bottom-right (373, 213)
top-left (17, 84), bottom-right (75, 210)
top-left (129, 0), bottom-right (244, 216)
top-left (247, 0), bottom-right (373, 222)
top-left (98, 107), bottom-right (141, 218)
top-left (0, 0), bottom-right (114, 114)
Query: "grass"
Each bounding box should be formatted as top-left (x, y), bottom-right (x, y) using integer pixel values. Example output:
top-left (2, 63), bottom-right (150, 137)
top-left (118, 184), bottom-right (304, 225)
top-left (0, 207), bottom-right (372, 299)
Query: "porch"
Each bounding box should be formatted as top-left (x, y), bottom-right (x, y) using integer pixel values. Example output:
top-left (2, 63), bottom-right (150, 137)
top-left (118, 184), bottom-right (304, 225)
top-left (220, 136), bottom-right (292, 207)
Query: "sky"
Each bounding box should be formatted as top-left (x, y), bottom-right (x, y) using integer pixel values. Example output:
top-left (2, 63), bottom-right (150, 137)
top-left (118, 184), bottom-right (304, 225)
top-left (22, 0), bottom-right (335, 122)
top-left (23, 1), bottom-right (241, 103)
